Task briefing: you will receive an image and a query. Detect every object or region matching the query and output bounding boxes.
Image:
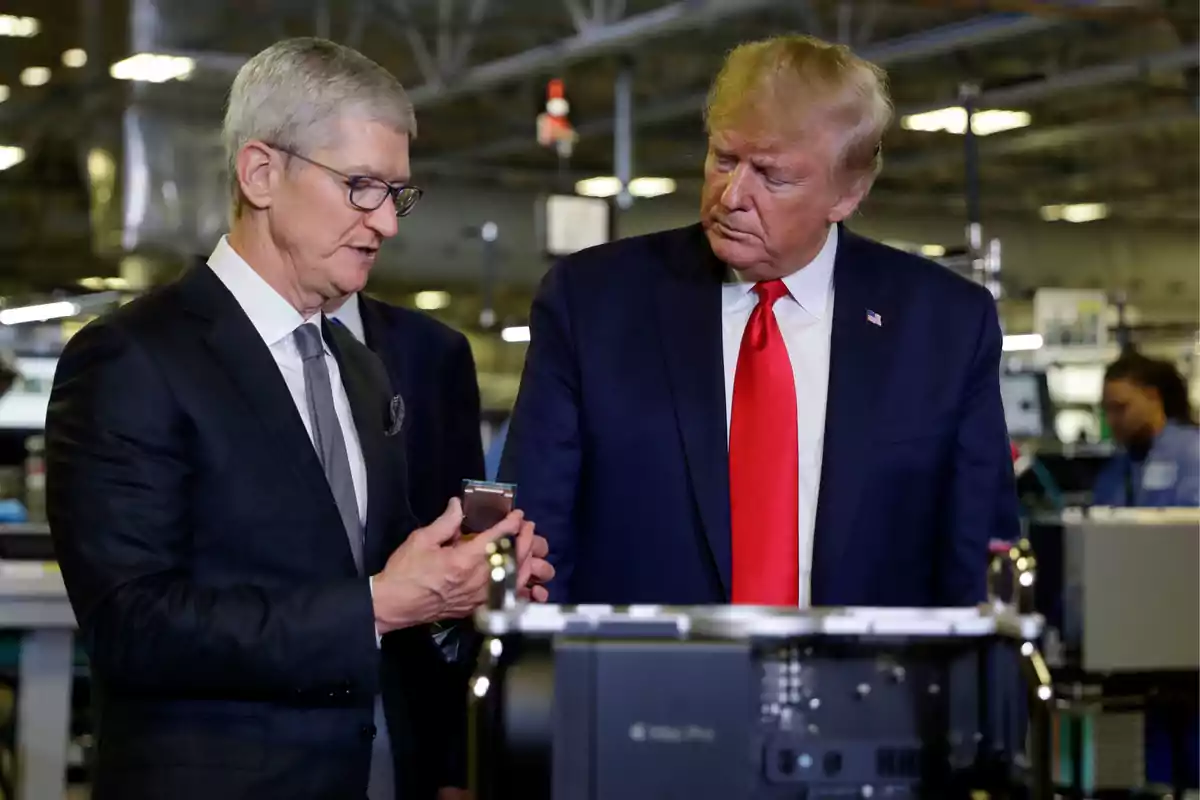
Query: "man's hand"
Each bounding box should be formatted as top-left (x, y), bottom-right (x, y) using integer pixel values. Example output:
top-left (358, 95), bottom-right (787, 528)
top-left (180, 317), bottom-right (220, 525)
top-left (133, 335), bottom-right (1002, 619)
top-left (372, 499), bottom-right (523, 634)
top-left (512, 521), bottom-right (554, 602)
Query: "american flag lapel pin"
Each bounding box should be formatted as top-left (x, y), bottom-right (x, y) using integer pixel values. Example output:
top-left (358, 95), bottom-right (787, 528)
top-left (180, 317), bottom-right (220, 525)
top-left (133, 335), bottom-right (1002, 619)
top-left (866, 309), bottom-right (883, 327)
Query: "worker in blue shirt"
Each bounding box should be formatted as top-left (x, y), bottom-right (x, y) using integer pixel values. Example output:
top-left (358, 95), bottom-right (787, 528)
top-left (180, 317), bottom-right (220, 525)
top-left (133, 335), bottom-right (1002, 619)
top-left (1094, 351), bottom-right (1199, 508)
top-left (1094, 350), bottom-right (1198, 791)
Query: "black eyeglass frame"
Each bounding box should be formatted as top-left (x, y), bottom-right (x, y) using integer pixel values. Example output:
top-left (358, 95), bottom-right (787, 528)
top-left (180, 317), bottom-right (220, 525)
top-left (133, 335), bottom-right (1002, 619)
top-left (269, 144), bottom-right (423, 217)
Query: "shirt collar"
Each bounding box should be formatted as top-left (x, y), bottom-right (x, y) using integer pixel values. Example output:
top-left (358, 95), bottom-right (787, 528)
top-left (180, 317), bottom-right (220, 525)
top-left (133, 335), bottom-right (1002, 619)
top-left (206, 235), bottom-right (324, 351)
top-left (327, 293), bottom-right (366, 345)
top-left (727, 224), bottom-right (838, 319)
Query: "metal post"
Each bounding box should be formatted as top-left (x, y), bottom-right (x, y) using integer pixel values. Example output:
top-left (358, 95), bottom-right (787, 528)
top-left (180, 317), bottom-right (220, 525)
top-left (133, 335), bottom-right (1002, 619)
top-left (16, 630), bottom-right (74, 800)
top-left (614, 58), bottom-right (634, 210)
top-left (960, 82), bottom-right (985, 287)
top-left (479, 222), bottom-right (499, 329)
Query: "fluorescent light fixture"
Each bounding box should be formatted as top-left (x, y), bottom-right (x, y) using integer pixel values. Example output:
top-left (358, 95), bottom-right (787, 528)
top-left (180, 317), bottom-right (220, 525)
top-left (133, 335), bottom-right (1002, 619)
top-left (575, 176), bottom-right (677, 198)
top-left (920, 244), bottom-right (946, 257)
top-left (413, 290), bottom-right (450, 311)
top-left (78, 277), bottom-right (129, 291)
top-left (501, 325), bottom-right (531, 343)
top-left (575, 176), bottom-right (622, 198)
top-left (1002, 333), bottom-right (1044, 352)
top-left (62, 49), bottom-right (87, 68)
top-left (19, 67), bottom-right (50, 87)
top-left (0, 85), bottom-right (8, 103)
top-left (110, 53), bottom-right (195, 83)
top-left (628, 177), bottom-right (676, 198)
top-left (0, 146), bottom-right (25, 171)
top-left (0, 301), bottom-right (81, 326)
top-left (0, 16), bottom-right (38, 38)
top-left (901, 108), bottom-right (1030, 136)
top-left (1039, 202), bottom-right (1108, 223)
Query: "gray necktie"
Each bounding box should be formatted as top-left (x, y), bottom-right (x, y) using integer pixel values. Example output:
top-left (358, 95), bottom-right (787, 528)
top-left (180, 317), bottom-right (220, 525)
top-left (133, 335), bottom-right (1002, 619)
top-left (295, 323), bottom-right (393, 800)
top-left (294, 322), bottom-right (364, 574)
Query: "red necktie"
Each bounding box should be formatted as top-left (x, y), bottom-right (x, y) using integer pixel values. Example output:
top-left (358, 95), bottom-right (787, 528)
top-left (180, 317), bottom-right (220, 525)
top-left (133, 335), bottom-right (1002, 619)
top-left (729, 279), bottom-right (799, 606)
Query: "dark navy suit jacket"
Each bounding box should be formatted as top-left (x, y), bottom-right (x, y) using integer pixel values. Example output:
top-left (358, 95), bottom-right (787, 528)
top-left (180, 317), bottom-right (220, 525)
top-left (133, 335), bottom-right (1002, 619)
top-left (355, 294), bottom-right (485, 790)
top-left (500, 223), bottom-right (1018, 607)
top-left (357, 295), bottom-right (485, 526)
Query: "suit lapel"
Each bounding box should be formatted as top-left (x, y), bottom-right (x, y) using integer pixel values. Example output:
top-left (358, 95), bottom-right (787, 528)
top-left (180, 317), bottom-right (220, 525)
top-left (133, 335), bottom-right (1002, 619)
top-left (654, 226), bottom-right (733, 598)
top-left (359, 294), bottom-right (409, 398)
top-left (811, 228), bottom-right (898, 603)
top-left (326, 320), bottom-right (392, 573)
top-left (178, 267), bottom-right (342, 530)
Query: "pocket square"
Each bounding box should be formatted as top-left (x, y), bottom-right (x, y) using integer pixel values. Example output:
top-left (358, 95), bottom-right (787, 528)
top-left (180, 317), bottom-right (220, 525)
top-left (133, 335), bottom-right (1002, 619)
top-left (386, 393), bottom-right (405, 437)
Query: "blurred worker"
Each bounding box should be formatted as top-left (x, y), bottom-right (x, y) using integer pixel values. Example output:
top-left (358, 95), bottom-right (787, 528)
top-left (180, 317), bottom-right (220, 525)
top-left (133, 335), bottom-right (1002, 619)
top-left (501, 34), bottom-right (1018, 607)
top-left (326, 292), bottom-right (485, 527)
top-left (1094, 350), bottom-right (1199, 791)
top-left (1095, 350), bottom-right (1199, 507)
top-left (45, 37), bottom-right (549, 800)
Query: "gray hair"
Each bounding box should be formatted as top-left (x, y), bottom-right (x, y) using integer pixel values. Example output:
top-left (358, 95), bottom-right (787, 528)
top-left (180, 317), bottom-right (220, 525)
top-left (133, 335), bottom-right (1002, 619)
top-left (223, 37), bottom-right (417, 214)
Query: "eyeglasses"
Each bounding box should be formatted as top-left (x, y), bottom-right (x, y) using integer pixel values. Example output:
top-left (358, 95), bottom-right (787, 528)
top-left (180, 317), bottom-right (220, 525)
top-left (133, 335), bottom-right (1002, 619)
top-left (269, 145), bottom-right (423, 217)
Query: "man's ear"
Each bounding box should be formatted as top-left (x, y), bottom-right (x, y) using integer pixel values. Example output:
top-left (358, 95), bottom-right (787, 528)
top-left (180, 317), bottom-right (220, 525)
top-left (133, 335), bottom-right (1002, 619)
top-left (828, 172), bottom-right (872, 224)
top-left (235, 141), bottom-right (279, 213)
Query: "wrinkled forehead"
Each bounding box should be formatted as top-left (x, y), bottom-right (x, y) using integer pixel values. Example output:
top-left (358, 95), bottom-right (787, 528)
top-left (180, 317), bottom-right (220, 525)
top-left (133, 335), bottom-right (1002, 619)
top-left (707, 122), bottom-right (838, 170)
top-left (312, 115), bottom-right (412, 181)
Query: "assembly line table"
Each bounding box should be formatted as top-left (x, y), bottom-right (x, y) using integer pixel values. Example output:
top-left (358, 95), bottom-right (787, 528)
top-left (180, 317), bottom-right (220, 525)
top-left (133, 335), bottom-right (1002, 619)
top-left (0, 567), bottom-right (75, 800)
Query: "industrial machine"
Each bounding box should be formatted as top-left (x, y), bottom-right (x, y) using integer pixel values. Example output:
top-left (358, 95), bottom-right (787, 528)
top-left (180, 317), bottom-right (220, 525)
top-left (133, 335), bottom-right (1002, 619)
top-left (468, 542), bottom-right (1053, 800)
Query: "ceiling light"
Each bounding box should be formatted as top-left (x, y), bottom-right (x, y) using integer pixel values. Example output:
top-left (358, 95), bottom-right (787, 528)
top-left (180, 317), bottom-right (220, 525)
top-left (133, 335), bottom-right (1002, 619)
top-left (62, 49), bottom-right (87, 68)
top-left (575, 176), bottom-right (678, 199)
top-left (0, 146), bottom-right (25, 171)
top-left (414, 290), bottom-right (450, 311)
top-left (19, 67), bottom-right (50, 87)
top-left (1040, 202), bottom-right (1108, 223)
top-left (920, 244), bottom-right (946, 257)
top-left (0, 301), bottom-right (80, 326)
top-left (0, 86), bottom-right (8, 103)
top-left (0, 16), bottom-right (38, 38)
top-left (575, 176), bottom-right (622, 198)
top-left (78, 277), bottom-right (129, 291)
top-left (1002, 333), bottom-right (1044, 352)
top-left (901, 108), bottom-right (1030, 136)
top-left (501, 325), bottom-right (531, 343)
top-left (110, 53), bottom-right (195, 83)
top-left (628, 177), bottom-right (676, 198)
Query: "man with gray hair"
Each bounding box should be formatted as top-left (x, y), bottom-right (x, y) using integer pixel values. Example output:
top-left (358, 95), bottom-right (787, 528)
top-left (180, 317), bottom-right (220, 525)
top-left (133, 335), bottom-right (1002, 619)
top-left (46, 37), bottom-right (551, 800)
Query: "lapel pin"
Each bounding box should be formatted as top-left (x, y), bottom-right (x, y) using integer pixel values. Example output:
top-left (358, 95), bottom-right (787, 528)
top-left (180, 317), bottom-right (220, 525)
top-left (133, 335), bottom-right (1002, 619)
top-left (866, 309), bottom-right (883, 327)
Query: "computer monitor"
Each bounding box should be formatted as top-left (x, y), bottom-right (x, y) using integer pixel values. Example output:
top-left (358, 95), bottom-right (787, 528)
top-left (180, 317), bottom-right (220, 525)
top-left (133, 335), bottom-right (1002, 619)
top-left (1000, 371), bottom-right (1052, 439)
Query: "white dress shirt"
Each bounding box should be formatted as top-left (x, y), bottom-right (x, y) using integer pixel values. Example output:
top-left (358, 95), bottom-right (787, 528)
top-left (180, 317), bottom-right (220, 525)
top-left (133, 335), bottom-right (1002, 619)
top-left (207, 236), bottom-right (369, 527)
top-left (722, 224), bottom-right (837, 609)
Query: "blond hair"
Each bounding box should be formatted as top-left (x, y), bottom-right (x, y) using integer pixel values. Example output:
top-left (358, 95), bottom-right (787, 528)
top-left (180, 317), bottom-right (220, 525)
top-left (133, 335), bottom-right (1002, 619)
top-left (704, 34), bottom-right (893, 181)
top-left (224, 37), bottom-right (417, 216)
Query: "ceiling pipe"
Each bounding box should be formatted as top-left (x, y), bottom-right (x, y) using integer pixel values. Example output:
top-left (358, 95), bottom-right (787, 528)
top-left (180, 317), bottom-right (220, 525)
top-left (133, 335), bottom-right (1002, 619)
top-left (413, 12), bottom-right (1068, 168)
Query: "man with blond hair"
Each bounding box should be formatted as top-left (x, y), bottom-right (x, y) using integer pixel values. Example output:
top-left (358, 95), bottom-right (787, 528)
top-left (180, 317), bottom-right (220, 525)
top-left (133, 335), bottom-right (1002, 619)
top-left (501, 34), bottom-right (1017, 608)
top-left (46, 37), bottom-right (550, 800)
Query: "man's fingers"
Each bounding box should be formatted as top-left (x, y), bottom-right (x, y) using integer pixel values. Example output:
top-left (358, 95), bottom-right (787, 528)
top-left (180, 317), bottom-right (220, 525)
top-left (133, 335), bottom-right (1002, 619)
top-left (530, 585), bottom-right (550, 603)
top-left (415, 498), bottom-right (464, 546)
top-left (528, 557), bottom-right (555, 586)
top-left (530, 533), bottom-right (549, 559)
top-left (464, 509), bottom-right (524, 552)
top-left (514, 520), bottom-right (535, 564)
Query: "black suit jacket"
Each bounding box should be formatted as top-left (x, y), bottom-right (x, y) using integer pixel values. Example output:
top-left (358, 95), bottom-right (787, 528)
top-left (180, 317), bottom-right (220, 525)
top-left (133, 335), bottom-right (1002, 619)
top-left (357, 294), bottom-right (485, 525)
top-left (355, 294), bottom-right (485, 788)
top-left (46, 265), bottom-right (455, 800)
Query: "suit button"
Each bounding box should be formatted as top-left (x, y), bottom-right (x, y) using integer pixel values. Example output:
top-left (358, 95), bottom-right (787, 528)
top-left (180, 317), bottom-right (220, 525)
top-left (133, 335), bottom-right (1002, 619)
top-left (361, 724), bottom-right (376, 741)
